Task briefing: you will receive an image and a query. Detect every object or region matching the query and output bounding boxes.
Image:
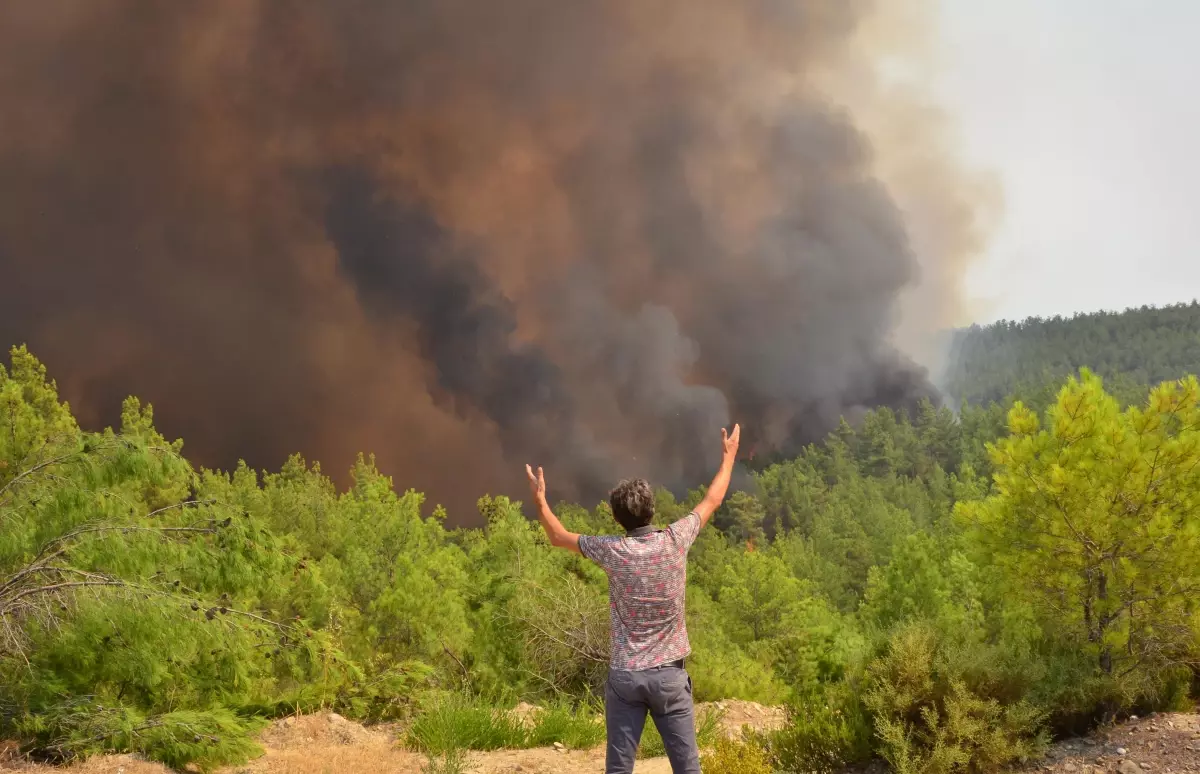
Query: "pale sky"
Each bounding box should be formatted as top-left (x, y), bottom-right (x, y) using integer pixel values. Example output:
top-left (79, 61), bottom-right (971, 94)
top-left (935, 0), bottom-right (1200, 324)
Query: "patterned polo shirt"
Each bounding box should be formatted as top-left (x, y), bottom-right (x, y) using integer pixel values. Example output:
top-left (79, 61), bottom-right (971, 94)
top-left (578, 511), bottom-right (702, 671)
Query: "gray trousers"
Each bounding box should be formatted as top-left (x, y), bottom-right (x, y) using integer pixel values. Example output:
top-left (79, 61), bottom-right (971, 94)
top-left (604, 662), bottom-right (700, 773)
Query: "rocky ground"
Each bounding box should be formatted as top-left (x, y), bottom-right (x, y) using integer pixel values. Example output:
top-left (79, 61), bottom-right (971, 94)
top-left (2, 705), bottom-right (1197, 773)
top-left (1030, 712), bottom-right (1200, 773)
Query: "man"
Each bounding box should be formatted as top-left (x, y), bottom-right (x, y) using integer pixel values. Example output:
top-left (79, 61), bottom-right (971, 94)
top-left (524, 423), bottom-right (741, 774)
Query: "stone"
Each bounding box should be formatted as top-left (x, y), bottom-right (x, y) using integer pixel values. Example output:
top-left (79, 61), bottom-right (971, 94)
top-left (1117, 761), bottom-right (1141, 774)
top-left (1119, 748), bottom-right (1129, 755)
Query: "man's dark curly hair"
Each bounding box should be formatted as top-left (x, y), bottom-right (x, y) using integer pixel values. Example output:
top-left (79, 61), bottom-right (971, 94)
top-left (609, 478), bottom-right (655, 532)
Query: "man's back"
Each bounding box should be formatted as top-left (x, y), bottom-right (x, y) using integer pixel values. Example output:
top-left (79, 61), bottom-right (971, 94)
top-left (522, 423), bottom-right (739, 774)
top-left (579, 513), bottom-right (701, 671)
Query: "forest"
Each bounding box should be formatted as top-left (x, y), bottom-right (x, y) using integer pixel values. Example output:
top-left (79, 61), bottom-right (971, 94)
top-left (2, 303), bottom-right (1199, 773)
top-left (944, 300), bottom-right (1200, 407)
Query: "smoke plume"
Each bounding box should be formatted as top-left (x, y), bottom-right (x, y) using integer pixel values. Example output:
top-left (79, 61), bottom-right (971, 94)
top-left (0, 1), bottom-right (992, 518)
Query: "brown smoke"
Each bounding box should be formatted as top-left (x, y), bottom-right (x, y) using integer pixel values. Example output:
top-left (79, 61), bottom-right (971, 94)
top-left (821, 0), bottom-right (1003, 374)
top-left (0, 0), bottom-right (989, 519)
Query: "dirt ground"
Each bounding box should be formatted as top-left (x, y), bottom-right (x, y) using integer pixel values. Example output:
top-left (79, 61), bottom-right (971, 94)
top-left (3, 705), bottom-right (1198, 773)
top-left (1028, 711), bottom-right (1200, 773)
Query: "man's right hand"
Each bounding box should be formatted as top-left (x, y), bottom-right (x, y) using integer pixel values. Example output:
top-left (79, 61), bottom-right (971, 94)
top-left (525, 464), bottom-right (547, 505)
top-left (722, 423), bottom-right (741, 464)
top-left (695, 423), bottom-right (741, 529)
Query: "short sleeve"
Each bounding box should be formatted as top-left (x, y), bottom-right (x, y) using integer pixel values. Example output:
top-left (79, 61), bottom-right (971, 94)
top-left (666, 511), bottom-right (701, 553)
top-left (578, 534), bottom-right (622, 573)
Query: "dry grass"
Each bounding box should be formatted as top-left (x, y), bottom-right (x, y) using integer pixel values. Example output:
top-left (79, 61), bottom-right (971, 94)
top-left (230, 713), bottom-right (424, 774)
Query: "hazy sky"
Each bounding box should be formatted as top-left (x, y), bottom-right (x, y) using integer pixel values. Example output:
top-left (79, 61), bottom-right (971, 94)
top-left (935, 0), bottom-right (1200, 324)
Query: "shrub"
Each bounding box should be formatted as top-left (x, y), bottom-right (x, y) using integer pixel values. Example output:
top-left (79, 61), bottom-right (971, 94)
top-left (699, 736), bottom-right (773, 774)
top-left (15, 703), bottom-right (265, 773)
top-left (863, 623), bottom-right (1047, 774)
top-left (406, 693), bottom-right (528, 754)
top-left (408, 694), bottom-right (607, 754)
top-left (323, 659), bottom-right (439, 724)
top-left (503, 576), bottom-right (610, 696)
top-left (527, 699), bottom-right (606, 749)
top-left (769, 682), bottom-right (873, 773)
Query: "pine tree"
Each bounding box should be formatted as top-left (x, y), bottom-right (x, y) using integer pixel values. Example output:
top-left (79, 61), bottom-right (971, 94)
top-left (0, 347), bottom-right (311, 769)
top-left (957, 370), bottom-right (1200, 676)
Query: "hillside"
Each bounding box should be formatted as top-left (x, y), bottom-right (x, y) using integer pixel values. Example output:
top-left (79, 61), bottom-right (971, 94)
top-left (3, 317), bottom-right (1200, 773)
top-left (943, 301), bottom-right (1200, 406)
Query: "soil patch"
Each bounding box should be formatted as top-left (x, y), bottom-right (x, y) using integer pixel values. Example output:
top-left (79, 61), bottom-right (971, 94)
top-left (702, 700), bottom-right (787, 739)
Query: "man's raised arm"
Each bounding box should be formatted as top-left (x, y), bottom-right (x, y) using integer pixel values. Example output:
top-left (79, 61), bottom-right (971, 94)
top-left (525, 464), bottom-right (581, 554)
top-left (692, 423), bottom-right (740, 529)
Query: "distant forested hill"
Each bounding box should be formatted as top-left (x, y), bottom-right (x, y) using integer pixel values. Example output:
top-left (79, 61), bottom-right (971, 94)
top-left (943, 301), bottom-right (1200, 406)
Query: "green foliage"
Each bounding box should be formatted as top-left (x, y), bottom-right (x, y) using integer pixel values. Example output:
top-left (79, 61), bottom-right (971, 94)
top-left (717, 551), bottom-right (802, 643)
top-left (945, 301), bottom-right (1200, 407)
top-left (863, 624), bottom-right (1048, 774)
top-left (526, 700), bottom-right (606, 749)
top-left (683, 590), bottom-right (786, 703)
top-left (4, 311), bottom-right (1200, 769)
top-left (406, 693), bottom-right (605, 753)
top-left (15, 702), bottom-right (266, 772)
top-left (957, 371), bottom-right (1200, 678)
top-left (768, 682), bottom-right (874, 773)
top-left (502, 575), bottom-right (610, 696)
top-left (321, 659), bottom-right (439, 724)
top-left (860, 532), bottom-right (983, 634)
top-left (406, 693), bottom-right (530, 753)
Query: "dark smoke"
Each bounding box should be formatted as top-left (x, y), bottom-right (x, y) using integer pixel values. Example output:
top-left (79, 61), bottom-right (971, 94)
top-left (0, 1), bottom-right (947, 519)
